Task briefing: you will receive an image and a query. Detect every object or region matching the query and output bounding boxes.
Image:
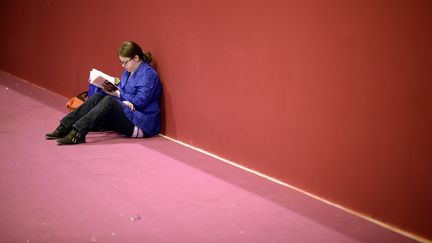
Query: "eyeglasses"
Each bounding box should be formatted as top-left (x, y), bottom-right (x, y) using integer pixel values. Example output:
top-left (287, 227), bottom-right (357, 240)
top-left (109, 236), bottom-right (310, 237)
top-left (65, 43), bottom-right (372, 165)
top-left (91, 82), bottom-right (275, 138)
top-left (120, 57), bottom-right (134, 66)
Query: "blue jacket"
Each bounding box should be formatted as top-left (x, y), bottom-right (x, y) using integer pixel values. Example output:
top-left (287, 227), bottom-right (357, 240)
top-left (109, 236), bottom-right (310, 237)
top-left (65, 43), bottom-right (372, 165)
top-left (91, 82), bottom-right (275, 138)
top-left (89, 62), bottom-right (162, 137)
top-left (118, 62), bottom-right (162, 137)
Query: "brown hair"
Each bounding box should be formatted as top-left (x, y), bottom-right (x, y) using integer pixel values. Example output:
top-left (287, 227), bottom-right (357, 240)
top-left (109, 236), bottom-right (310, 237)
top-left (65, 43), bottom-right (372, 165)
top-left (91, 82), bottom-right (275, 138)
top-left (118, 41), bottom-right (152, 63)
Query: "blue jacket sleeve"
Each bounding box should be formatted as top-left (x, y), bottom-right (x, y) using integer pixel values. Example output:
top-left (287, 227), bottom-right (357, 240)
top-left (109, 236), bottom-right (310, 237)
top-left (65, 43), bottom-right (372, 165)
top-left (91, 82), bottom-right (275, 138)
top-left (119, 67), bottom-right (160, 111)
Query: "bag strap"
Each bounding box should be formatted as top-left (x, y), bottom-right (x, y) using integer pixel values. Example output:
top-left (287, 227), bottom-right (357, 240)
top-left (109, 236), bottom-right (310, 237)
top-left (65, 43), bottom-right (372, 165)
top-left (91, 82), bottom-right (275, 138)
top-left (76, 91), bottom-right (88, 102)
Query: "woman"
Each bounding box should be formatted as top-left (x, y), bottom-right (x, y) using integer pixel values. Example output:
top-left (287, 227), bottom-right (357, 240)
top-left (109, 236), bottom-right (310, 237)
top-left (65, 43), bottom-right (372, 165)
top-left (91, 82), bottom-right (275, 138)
top-left (46, 41), bottom-right (163, 145)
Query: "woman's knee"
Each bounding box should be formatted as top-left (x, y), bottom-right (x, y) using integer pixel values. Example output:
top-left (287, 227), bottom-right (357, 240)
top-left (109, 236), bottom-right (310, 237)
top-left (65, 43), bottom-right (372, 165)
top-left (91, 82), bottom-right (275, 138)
top-left (101, 95), bottom-right (118, 104)
top-left (87, 93), bottom-right (105, 102)
top-left (99, 96), bottom-right (121, 109)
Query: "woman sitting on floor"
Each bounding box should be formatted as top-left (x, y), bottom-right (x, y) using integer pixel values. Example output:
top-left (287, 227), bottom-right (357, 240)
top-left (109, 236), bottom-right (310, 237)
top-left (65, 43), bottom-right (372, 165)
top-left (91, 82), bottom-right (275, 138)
top-left (46, 41), bottom-right (163, 145)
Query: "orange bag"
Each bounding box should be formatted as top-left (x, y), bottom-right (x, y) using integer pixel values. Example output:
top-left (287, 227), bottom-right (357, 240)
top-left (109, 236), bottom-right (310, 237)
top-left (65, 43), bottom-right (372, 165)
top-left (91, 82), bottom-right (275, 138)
top-left (66, 91), bottom-right (88, 112)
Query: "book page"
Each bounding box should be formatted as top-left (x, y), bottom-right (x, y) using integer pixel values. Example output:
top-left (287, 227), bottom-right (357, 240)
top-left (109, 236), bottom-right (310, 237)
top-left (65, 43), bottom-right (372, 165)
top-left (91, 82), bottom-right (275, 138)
top-left (88, 69), bottom-right (117, 89)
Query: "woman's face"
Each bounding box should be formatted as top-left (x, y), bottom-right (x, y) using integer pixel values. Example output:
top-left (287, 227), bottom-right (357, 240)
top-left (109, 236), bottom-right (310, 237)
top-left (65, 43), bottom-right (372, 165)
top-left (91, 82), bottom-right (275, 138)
top-left (119, 55), bottom-right (139, 73)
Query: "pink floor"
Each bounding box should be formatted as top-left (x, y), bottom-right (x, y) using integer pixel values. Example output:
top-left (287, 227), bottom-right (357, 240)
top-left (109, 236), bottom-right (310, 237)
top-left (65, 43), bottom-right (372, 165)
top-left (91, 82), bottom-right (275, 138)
top-left (0, 71), bottom-right (414, 243)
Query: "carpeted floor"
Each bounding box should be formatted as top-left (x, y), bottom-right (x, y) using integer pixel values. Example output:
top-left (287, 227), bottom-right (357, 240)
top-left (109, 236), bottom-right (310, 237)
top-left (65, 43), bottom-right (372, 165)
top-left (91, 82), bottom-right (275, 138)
top-left (0, 71), bottom-right (414, 242)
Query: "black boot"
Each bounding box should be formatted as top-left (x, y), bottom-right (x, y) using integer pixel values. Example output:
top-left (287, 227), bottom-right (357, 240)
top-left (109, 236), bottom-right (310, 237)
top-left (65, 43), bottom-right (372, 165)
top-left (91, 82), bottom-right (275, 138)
top-left (57, 128), bottom-right (86, 145)
top-left (45, 123), bottom-right (71, 140)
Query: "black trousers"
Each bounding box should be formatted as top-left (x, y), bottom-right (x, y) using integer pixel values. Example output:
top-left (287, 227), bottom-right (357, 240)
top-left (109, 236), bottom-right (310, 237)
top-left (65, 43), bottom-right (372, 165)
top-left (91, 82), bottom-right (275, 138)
top-left (61, 93), bottom-right (134, 137)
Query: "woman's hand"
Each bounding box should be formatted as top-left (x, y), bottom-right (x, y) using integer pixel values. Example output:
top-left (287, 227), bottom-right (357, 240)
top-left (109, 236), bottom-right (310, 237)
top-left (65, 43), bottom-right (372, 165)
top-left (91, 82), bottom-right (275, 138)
top-left (123, 101), bottom-right (135, 111)
top-left (110, 90), bottom-right (121, 98)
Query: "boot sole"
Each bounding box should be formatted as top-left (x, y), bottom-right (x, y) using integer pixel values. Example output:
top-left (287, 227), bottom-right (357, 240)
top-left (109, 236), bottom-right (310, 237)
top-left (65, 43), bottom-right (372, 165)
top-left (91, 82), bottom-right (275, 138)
top-left (46, 136), bottom-right (61, 140)
top-left (56, 139), bottom-right (86, 145)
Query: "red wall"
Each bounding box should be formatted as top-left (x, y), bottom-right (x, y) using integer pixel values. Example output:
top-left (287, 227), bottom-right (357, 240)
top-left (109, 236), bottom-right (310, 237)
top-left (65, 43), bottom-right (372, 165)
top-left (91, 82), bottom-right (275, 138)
top-left (1, 0), bottom-right (431, 240)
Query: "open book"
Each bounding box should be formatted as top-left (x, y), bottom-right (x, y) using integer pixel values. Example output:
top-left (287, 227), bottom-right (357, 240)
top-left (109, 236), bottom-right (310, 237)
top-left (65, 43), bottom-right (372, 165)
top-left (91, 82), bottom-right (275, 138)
top-left (88, 68), bottom-right (118, 91)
